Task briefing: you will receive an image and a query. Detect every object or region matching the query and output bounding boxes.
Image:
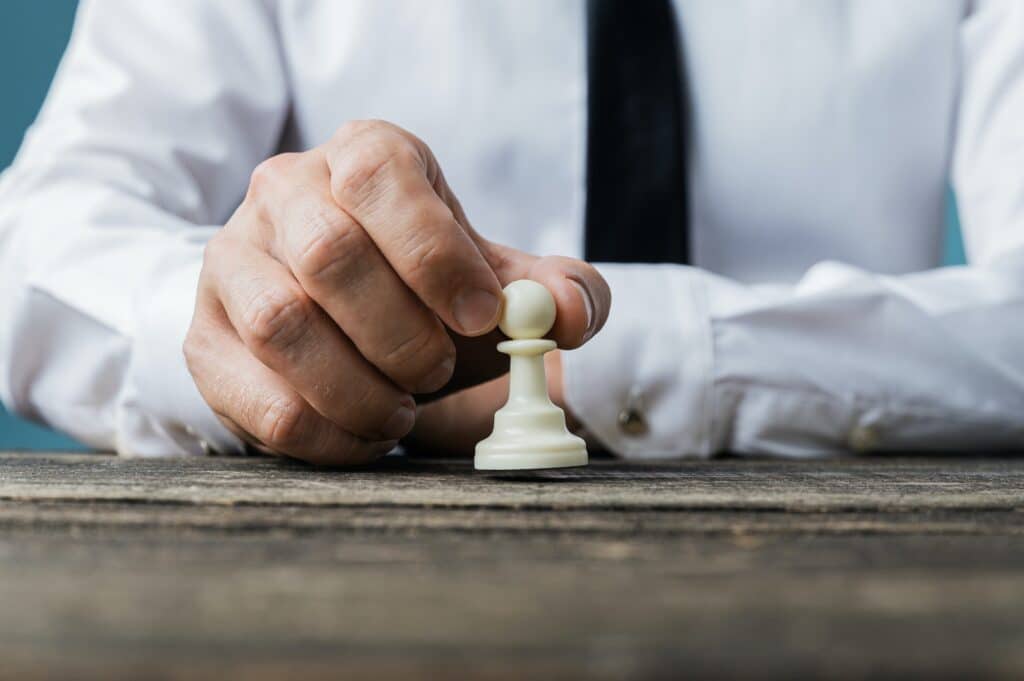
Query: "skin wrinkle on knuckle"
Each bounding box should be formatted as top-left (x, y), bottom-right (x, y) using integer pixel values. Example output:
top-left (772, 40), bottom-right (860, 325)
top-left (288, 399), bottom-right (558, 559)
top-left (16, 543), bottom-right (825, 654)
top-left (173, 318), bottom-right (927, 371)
top-left (294, 208), bottom-right (368, 284)
top-left (379, 324), bottom-right (450, 389)
top-left (256, 393), bottom-right (307, 450)
top-left (347, 381), bottom-right (400, 438)
top-left (402, 238), bottom-right (446, 289)
top-left (331, 144), bottom-right (401, 215)
top-left (480, 239), bottom-right (509, 272)
top-left (242, 286), bottom-right (313, 358)
top-left (331, 133), bottom-right (423, 215)
top-left (395, 219), bottom-right (466, 294)
top-left (337, 369), bottom-right (377, 413)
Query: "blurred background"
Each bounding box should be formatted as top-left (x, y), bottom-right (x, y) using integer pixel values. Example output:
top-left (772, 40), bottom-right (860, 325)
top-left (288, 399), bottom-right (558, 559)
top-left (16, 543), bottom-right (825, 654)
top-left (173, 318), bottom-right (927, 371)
top-left (0, 1), bottom-right (967, 451)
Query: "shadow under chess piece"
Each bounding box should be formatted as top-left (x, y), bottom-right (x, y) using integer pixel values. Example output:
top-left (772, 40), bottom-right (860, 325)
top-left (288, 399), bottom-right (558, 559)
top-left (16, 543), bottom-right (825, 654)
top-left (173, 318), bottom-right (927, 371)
top-left (474, 280), bottom-right (588, 471)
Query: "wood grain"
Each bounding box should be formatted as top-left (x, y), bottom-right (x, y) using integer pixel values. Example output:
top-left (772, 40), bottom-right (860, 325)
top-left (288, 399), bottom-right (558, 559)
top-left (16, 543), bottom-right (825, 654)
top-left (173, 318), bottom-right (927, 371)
top-left (1, 451), bottom-right (1023, 680)
top-left (3, 451), bottom-right (1023, 510)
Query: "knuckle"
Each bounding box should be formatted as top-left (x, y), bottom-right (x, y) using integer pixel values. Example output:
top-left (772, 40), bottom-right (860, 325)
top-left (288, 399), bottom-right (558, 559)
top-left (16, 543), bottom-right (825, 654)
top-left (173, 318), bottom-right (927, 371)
top-left (324, 373), bottom-right (404, 440)
top-left (256, 393), bottom-right (307, 449)
top-left (335, 366), bottom-right (399, 430)
top-left (380, 325), bottom-right (452, 389)
top-left (398, 227), bottom-right (459, 289)
top-left (330, 141), bottom-right (420, 213)
top-left (331, 147), bottom-right (397, 208)
top-left (294, 208), bottom-right (369, 282)
top-left (182, 324), bottom-right (206, 375)
top-left (345, 381), bottom-right (391, 430)
top-left (334, 118), bottom-right (388, 142)
top-left (242, 286), bottom-right (314, 356)
top-left (201, 232), bottom-right (229, 269)
top-left (248, 153), bottom-right (299, 196)
top-left (182, 314), bottom-right (221, 377)
top-left (182, 323), bottom-right (225, 409)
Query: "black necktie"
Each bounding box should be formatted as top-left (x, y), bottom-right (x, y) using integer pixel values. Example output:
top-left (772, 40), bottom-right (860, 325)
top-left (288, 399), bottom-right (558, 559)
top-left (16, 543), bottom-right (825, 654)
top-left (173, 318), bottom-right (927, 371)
top-left (584, 0), bottom-right (688, 264)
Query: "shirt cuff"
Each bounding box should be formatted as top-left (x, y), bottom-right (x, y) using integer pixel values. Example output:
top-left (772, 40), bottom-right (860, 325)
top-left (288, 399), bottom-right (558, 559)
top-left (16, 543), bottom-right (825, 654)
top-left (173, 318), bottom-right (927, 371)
top-left (124, 233), bottom-right (243, 457)
top-left (562, 263), bottom-right (714, 459)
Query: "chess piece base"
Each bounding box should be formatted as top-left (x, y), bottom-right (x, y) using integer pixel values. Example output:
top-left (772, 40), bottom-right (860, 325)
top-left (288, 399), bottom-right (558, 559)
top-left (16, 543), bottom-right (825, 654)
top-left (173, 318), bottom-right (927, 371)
top-left (474, 435), bottom-right (588, 471)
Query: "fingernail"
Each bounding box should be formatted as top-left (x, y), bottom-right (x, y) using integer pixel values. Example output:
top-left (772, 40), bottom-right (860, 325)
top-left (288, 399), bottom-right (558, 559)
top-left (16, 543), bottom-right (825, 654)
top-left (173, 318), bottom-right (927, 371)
top-left (417, 357), bottom-right (455, 393)
top-left (453, 287), bottom-right (501, 335)
top-left (570, 278), bottom-right (596, 342)
top-left (381, 402), bottom-right (416, 439)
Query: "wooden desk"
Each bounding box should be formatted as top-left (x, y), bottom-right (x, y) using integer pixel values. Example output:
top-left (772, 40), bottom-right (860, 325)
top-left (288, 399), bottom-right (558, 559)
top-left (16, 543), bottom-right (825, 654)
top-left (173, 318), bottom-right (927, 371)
top-left (1, 451), bottom-right (1023, 679)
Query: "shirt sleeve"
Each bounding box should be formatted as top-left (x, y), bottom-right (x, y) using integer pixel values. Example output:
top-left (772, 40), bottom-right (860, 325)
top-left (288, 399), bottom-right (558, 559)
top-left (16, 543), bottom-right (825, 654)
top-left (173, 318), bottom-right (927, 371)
top-left (563, 0), bottom-right (1024, 459)
top-left (0, 0), bottom-right (289, 455)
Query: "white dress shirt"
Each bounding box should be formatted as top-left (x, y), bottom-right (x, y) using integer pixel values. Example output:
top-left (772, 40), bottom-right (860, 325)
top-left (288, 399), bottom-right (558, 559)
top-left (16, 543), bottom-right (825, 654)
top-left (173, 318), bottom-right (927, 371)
top-left (1, 0), bottom-right (1023, 458)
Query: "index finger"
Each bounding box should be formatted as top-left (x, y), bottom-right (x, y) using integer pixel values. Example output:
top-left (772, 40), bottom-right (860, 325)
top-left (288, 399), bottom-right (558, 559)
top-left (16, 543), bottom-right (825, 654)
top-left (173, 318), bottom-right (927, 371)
top-left (324, 120), bottom-right (502, 337)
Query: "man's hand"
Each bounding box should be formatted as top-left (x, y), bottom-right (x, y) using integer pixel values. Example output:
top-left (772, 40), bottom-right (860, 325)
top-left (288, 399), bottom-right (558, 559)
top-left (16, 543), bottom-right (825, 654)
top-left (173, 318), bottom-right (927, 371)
top-left (184, 120), bottom-right (609, 465)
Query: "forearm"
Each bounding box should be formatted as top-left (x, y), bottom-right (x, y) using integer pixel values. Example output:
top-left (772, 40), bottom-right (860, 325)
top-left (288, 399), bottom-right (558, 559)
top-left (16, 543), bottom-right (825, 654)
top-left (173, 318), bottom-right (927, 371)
top-left (0, 176), bottom-right (240, 455)
top-left (0, 0), bottom-right (288, 455)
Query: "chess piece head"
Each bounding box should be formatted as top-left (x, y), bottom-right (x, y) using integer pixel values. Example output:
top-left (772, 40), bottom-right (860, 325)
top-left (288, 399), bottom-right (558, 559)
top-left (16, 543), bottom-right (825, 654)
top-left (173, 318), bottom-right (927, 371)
top-left (498, 279), bottom-right (556, 340)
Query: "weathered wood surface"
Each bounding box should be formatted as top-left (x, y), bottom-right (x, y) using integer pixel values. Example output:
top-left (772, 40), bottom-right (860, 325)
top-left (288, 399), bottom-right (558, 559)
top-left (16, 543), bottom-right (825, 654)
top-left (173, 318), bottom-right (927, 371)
top-left (4, 450), bottom-right (1024, 510)
top-left (1, 451), bottom-right (1024, 680)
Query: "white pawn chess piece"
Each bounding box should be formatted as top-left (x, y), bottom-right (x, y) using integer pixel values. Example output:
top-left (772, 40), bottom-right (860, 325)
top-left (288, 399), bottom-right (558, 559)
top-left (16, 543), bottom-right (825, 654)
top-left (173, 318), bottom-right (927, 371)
top-left (474, 280), bottom-right (588, 470)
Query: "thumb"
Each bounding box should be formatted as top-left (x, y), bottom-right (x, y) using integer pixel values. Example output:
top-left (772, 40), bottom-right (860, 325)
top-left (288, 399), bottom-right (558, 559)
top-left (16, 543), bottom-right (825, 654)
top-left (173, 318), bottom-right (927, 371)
top-left (477, 241), bottom-right (611, 350)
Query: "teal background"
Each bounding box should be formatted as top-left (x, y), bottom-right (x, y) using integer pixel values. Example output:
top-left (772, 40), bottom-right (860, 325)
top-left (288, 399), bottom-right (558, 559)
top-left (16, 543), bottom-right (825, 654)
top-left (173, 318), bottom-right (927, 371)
top-left (1, 0), bottom-right (84, 449)
top-left (0, 2), bottom-right (967, 450)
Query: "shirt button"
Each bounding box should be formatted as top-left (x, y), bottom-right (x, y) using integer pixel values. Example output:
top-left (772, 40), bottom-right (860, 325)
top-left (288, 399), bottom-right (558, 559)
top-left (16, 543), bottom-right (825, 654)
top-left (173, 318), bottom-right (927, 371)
top-left (848, 425), bottom-right (879, 453)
